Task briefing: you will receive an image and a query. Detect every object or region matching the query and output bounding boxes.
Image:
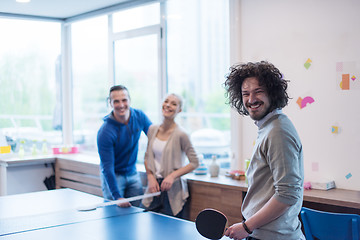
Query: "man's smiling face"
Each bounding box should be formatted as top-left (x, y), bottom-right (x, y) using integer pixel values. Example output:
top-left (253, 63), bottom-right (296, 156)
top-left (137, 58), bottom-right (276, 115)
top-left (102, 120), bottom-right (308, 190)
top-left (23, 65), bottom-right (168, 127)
top-left (241, 77), bottom-right (271, 121)
top-left (109, 89), bottom-right (131, 122)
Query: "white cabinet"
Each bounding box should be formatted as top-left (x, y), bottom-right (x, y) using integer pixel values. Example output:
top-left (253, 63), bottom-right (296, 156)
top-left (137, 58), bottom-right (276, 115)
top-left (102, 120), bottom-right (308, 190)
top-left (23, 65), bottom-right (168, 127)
top-left (0, 155), bottom-right (55, 196)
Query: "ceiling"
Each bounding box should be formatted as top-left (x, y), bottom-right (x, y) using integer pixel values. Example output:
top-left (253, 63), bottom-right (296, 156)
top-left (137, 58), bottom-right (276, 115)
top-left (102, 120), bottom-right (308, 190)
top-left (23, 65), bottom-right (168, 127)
top-left (0, 0), bottom-right (135, 20)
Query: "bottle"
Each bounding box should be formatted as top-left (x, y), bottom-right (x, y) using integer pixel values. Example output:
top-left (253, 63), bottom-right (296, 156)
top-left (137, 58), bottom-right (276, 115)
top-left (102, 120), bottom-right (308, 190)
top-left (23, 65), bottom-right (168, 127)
top-left (194, 154), bottom-right (207, 175)
top-left (42, 140), bottom-right (48, 155)
top-left (209, 155), bottom-right (220, 177)
top-left (31, 140), bottom-right (37, 156)
top-left (245, 159), bottom-right (250, 184)
top-left (18, 140), bottom-right (25, 158)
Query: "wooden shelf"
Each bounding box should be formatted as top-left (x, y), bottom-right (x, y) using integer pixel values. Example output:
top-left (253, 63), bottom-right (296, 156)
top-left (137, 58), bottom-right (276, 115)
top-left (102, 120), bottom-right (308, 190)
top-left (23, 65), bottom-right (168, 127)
top-left (55, 155), bottom-right (102, 197)
top-left (26, 154), bottom-right (359, 218)
top-left (3, 153), bottom-right (357, 217)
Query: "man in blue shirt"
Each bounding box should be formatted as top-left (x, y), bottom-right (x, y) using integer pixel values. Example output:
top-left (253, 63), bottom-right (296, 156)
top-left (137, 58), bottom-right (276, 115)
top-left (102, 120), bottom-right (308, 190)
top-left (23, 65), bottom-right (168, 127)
top-left (97, 85), bottom-right (152, 207)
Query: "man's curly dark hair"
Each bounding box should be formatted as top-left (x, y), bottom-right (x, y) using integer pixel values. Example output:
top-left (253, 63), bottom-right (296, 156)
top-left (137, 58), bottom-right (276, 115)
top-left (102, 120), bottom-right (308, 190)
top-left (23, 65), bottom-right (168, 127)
top-left (224, 61), bottom-right (290, 116)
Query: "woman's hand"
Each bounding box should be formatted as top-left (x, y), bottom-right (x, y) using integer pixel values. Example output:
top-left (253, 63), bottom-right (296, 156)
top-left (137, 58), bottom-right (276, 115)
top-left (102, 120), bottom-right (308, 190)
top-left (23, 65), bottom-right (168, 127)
top-left (161, 174), bottom-right (175, 191)
top-left (147, 174), bottom-right (160, 193)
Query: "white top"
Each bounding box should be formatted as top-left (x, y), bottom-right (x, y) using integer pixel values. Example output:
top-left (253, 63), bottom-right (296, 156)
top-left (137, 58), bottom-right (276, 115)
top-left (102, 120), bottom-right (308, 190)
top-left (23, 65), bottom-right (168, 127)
top-left (152, 137), bottom-right (167, 178)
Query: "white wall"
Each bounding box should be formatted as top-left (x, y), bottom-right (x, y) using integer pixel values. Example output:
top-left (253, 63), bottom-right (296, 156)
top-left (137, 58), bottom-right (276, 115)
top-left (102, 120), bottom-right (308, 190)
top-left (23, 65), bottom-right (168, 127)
top-left (236, 0), bottom-right (360, 190)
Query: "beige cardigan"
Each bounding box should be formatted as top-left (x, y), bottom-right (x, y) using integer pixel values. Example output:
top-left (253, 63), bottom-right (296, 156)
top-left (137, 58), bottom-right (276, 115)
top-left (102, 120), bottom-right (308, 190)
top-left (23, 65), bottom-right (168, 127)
top-left (142, 124), bottom-right (199, 215)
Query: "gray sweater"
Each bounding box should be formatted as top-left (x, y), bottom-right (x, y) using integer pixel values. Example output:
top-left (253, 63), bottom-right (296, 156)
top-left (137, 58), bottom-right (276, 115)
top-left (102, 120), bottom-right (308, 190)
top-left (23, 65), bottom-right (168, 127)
top-left (142, 124), bottom-right (199, 215)
top-left (242, 112), bottom-right (305, 240)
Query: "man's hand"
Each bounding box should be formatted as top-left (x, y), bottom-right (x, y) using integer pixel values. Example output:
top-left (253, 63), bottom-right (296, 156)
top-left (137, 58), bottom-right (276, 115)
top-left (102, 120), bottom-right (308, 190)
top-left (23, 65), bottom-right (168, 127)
top-left (116, 198), bottom-right (131, 208)
top-left (224, 222), bottom-right (249, 240)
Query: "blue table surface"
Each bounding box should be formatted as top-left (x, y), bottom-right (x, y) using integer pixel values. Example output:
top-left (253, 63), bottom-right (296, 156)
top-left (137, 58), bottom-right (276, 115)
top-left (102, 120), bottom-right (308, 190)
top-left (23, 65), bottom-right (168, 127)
top-left (0, 189), bottom-right (229, 240)
top-left (0, 204), bottom-right (143, 236)
top-left (0, 188), bottom-right (104, 219)
top-left (1, 211), bottom-right (214, 240)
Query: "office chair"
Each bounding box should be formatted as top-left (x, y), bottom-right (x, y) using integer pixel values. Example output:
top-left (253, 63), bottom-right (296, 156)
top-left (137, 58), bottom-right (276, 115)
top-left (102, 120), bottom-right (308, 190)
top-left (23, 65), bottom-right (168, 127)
top-left (300, 207), bottom-right (360, 240)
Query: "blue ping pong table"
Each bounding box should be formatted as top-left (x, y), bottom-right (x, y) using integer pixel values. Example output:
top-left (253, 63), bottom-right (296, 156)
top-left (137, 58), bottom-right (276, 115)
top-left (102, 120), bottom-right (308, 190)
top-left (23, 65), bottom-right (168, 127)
top-left (0, 188), bottom-right (226, 240)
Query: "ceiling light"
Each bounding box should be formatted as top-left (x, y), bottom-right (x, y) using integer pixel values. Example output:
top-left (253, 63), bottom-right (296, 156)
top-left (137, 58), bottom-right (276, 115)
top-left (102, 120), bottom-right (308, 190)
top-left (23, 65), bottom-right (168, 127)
top-left (16, 0), bottom-right (31, 3)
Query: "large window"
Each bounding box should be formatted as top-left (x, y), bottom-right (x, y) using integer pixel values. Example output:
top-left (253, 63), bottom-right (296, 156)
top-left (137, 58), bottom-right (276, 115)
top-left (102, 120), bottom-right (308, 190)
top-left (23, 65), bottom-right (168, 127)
top-left (112, 3), bottom-right (160, 32)
top-left (166, 0), bottom-right (231, 170)
top-left (1, 0), bottom-right (231, 173)
top-left (71, 3), bottom-right (162, 159)
top-left (71, 16), bottom-right (109, 152)
top-left (112, 2), bottom-right (161, 123)
top-left (0, 18), bottom-right (61, 154)
top-left (112, 2), bottom-right (161, 161)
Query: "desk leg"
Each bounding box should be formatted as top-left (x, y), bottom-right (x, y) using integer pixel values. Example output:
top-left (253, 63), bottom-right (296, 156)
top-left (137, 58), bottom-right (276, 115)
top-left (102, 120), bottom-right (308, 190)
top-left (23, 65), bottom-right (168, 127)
top-left (0, 163), bottom-right (7, 196)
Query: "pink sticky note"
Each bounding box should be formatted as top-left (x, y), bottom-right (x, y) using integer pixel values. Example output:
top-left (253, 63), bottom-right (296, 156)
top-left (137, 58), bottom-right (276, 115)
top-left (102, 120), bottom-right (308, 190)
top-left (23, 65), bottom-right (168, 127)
top-left (336, 62), bottom-right (343, 72)
top-left (301, 96), bottom-right (315, 108)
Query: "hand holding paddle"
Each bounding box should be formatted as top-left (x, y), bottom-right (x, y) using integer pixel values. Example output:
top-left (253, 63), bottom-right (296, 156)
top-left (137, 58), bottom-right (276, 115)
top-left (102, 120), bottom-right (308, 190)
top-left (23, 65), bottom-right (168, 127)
top-left (195, 208), bottom-right (228, 239)
top-left (196, 208), bottom-right (253, 240)
top-left (224, 220), bottom-right (253, 240)
top-left (117, 197), bottom-right (132, 208)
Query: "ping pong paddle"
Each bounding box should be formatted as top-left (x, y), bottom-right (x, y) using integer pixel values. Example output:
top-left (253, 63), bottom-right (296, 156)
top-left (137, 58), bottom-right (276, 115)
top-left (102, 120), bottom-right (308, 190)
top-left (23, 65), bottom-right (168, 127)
top-left (77, 191), bottom-right (161, 211)
top-left (195, 208), bottom-right (228, 239)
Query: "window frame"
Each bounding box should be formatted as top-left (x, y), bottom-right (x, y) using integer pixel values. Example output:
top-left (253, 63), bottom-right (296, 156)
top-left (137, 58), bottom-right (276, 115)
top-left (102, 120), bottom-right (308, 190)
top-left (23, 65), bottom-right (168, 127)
top-left (108, 9), bottom-right (166, 119)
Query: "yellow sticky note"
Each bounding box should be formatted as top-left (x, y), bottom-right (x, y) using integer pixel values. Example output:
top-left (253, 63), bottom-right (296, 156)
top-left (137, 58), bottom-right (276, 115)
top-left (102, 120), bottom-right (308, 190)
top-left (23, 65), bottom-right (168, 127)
top-left (331, 126), bottom-right (339, 134)
top-left (0, 145), bottom-right (11, 154)
top-left (61, 147), bottom-right (69, 153)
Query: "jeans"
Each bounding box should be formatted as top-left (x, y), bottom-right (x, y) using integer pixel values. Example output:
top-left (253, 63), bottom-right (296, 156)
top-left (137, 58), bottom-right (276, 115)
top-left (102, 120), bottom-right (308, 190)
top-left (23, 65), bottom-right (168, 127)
top-left (101, 171), bottom-right (143, 207)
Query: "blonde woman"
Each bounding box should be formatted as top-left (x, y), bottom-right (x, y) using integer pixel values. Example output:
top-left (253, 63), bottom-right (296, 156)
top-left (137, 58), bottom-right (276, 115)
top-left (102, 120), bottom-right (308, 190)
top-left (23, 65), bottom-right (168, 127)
top-left (142, 93), bottom-right (199, 217)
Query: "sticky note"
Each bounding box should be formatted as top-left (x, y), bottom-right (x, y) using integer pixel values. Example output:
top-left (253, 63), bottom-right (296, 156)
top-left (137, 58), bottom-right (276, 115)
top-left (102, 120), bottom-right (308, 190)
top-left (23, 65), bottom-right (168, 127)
top-left (301, 96), bottom-right (315, 108)
top-left (341, 74), bottom-right (350, 90)
top-left (336, 62), bottom-right (343, 72)
top-left (297, 96), bottom-right (315, 109)
top-left (304, 58), bottom-right (312, 69)
top-left (296, 97), bottom-right (303, 108)
top-left (0, 145), bottom-right (11, 154)
top-left (331, 126), bottom-right (339, 134)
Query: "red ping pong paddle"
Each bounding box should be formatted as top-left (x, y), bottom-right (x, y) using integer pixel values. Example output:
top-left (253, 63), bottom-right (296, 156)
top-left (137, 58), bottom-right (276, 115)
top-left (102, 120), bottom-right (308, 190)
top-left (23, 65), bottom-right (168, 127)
top-left (195, 208), bottom-right (228, 239)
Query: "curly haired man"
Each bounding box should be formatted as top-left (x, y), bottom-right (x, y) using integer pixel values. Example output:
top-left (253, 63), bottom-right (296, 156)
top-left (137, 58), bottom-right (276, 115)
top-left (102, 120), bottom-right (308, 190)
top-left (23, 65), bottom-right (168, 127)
top-left (224, 61), bottom-right (305, 240)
